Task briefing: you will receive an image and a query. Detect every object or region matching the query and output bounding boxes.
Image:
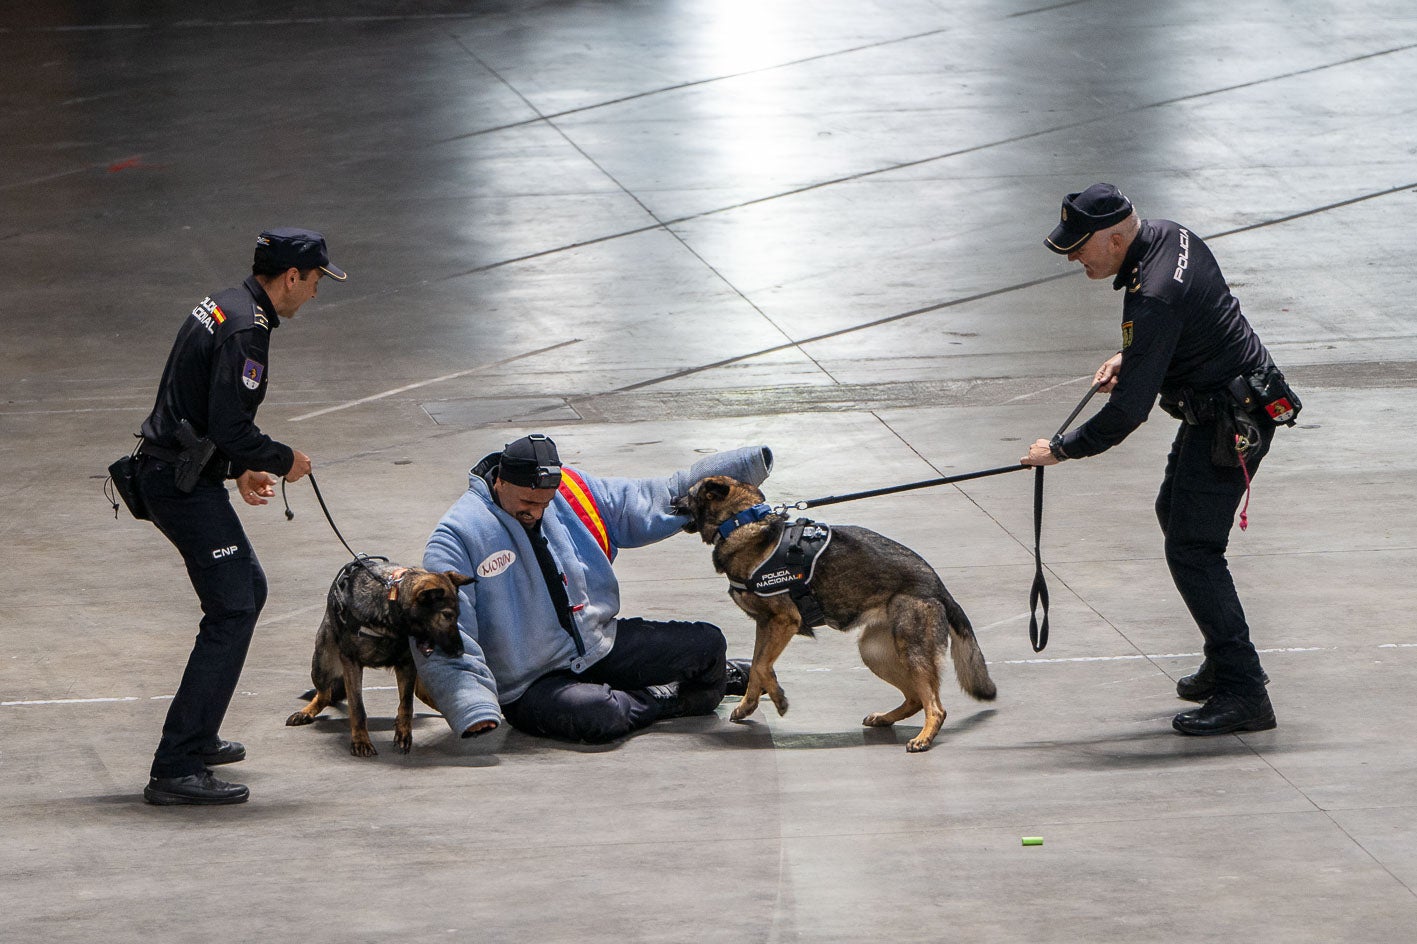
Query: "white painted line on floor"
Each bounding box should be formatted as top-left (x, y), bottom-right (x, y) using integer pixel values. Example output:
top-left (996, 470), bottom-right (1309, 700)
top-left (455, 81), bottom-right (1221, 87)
top-left (289, 338), bottom-right (581, 422)
top-left (998, 646), bottom-right (1335, 666)
top-left (1003, 374), bottom-right (1095, 404)
top-left (4, 646), bottom-right (1389, 709)
top-left (1, 688), bottom-right (395, 708)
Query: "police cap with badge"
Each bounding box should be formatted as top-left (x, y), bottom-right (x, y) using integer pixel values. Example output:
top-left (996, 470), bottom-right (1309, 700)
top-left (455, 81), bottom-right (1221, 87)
top-left (1045, 183), bottom-right (1134, 254)
top-left (254, 227), bottom-right (348, 281)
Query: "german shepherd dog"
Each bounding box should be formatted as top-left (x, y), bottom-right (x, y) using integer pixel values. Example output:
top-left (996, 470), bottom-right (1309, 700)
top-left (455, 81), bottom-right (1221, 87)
top-left (673, 476), bottom-right (996, 752)
top-left (285, 559), bottom-right (473, 756)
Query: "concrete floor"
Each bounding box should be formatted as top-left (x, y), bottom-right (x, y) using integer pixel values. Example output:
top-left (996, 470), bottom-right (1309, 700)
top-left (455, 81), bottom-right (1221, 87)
top-left (3, 1), bottom-right (1417, 941)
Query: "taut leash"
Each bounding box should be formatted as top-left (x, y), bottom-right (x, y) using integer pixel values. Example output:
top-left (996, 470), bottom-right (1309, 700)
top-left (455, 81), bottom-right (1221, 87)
top-left (775, 463), bottom-right (1030, 513)
top-left (774, 381), bottom-right (1101, 653)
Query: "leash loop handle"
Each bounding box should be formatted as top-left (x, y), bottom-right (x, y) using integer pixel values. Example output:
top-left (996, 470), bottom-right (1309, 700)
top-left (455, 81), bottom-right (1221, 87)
top-left (1027, 381), bottom-right (1102, 652)
top-left (1028, 465), bottom-right (1049, 652)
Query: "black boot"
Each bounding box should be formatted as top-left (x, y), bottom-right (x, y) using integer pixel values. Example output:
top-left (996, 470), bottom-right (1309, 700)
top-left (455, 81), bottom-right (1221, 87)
top-left (724, 659), bottom-right (752, 698)
top-left (196, 739), bottom-right (246, 766)
top-left (144, 770), bottom-right (250, 806)
top-left (1172, 692), bottom-right (1276, 736)
top-left (1176, 661), bottom-right (1269, 702)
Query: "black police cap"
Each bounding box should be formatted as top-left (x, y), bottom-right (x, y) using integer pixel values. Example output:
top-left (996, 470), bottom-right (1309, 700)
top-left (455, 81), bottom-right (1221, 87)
top-left (1044, 183), bottom-right (1133, 254)
top-left (497, 434), bottom-right (562, 489)
top-left (254, 227), bottom-right (348, 280)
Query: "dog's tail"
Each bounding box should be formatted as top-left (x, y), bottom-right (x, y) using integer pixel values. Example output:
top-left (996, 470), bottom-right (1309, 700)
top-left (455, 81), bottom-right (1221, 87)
top-left (941, 595), bottom-right (997, 701)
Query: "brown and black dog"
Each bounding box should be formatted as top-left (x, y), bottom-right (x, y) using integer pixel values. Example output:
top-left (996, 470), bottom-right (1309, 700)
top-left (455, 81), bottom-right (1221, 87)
top-left (285, 558), bottom-right (472, 756)
top-left (673, 475), bottom-right (996, 752)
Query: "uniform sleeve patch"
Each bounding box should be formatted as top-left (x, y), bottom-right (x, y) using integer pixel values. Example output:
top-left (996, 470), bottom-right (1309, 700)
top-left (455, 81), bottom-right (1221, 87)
top-left (241, 359), bottom-right (265, 390)
top-left (1121, 321), bottom-right (1134, 349)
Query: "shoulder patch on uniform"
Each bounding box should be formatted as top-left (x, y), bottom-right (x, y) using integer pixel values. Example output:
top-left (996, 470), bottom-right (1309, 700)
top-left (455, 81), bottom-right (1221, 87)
top-left (254, 307), bottom-right (269, 330)
top-left (1121, 321), bottom-right (1134, 349)
top-left (241, 359), bottom-right (265, 390)
top-left (190, 297), bottom-right (222, 335)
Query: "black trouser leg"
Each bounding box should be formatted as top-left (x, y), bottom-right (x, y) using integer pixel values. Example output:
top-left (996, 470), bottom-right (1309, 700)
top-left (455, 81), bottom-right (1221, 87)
top-left (501, 617), bottom-right (727, 743)
top-left (140, 462), bottom-right (265, 779)
top-left (1155, 421), bottom-right (1273, 698)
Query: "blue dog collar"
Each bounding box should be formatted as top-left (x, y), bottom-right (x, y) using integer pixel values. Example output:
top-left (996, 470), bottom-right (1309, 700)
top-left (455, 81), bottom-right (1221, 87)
top-left (717, 503), bottom-right (774, 540)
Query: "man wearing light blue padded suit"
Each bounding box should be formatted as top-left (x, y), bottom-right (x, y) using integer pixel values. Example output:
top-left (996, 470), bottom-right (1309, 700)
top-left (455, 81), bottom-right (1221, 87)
top-left (414, 435), bottom-right (771, 744)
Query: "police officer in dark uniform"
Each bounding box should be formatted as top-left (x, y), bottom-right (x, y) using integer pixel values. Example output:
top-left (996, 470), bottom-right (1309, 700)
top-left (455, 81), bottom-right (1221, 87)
top-left (1022, 183), bottom-right (1298, 736)
top-left (136, 228), bottom-right (346, 804)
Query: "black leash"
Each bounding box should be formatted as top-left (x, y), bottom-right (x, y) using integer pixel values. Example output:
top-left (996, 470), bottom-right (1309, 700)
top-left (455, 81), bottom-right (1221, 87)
top-left (282, 473), bottom-right (391, 584)
top-left (1028, 382), bottom-right (1101, 651)
top-left (781, 463), bottom-right (1030, 511)
top-left (777, 381), bottom-right (1102, 653)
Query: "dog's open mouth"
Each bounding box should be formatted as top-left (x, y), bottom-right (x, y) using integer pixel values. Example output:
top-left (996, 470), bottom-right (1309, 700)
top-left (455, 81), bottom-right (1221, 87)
top-left (417, 640), bottom-right (435, 657)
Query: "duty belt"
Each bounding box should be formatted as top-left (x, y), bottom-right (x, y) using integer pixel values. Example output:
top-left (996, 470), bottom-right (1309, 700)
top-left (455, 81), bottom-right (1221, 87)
top-left (137, 438), bottom-right (229, 482)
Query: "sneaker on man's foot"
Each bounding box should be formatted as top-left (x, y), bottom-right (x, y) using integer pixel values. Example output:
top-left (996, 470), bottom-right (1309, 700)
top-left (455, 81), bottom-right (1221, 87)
top-left (644, 683), bottom-right (684, 719)
top-left (724, 659), bottom-right (752, 698)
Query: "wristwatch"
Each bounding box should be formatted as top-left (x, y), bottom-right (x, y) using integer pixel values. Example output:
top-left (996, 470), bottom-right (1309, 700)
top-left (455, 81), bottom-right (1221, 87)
top-left (1048, 435), bottom-right (1070, 461)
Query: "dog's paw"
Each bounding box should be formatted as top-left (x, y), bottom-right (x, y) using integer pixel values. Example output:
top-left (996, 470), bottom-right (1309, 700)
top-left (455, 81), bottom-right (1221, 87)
top-left (769, 691), bottom-right (790, 717)
top-left (905, 736), bottom-right (934, 753)
top-left (350, 740), bottom-right (378, 757)
top-left (861, 712), bottom-right (893, 728)
top-left (285, 710), bottom-right (317, 726)
top-left (729, 697), bottom-right (759, 722)
top-left (394, 732), bottom-right (412, 753)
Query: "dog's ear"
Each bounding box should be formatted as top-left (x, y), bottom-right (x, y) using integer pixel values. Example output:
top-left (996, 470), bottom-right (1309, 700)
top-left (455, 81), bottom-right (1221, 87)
top-left (445, 571), bottom-right (476, 588)
top-left (415, 585), bottom-right (448, 606)
top-left (702, 478), bottom-right (732, 502)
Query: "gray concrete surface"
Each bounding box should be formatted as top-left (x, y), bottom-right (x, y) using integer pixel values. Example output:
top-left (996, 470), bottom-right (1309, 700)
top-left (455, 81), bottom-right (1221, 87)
top-left (3, 1), bottom-right (1416, 941)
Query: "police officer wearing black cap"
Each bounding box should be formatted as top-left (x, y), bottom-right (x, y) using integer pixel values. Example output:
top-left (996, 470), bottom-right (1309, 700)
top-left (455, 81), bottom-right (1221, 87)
top-left (1022, 184), bottom-right (1299, 736)
top-left (135, 228), bottom-right (346, 805)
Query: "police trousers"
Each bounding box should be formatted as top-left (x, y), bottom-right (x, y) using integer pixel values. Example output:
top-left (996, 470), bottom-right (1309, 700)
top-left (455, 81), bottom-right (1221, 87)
top-left (138, 457), bottom-right (266, 778)
top-left (501, 617), bottom-right (728, 744)
top-left (1155, 417), bottom-right (1275, 698)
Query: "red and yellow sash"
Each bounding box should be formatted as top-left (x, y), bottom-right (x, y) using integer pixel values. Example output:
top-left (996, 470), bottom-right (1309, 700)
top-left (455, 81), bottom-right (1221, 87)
top-left (558, 467), bottom-right (613, 560)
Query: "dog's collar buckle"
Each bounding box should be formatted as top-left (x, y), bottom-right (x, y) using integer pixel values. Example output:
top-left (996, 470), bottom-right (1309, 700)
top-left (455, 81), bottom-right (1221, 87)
top-left (716, 503), bottom-right (774, 541)
top-left (385, 567), bottom-right (409, 600)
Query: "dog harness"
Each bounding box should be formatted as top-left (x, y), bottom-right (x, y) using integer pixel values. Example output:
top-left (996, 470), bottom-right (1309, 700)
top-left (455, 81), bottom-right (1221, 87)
top-left (728, 518), bottom-right (833, 632)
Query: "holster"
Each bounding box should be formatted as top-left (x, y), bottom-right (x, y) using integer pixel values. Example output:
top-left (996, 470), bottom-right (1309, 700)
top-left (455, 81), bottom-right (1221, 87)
top-left (1211, 397), bottom-right (1264, 467)
top-left (1211, 376), bottom-right (1265, 467)
top-left (1243, 362), bottom-right (1302, 426)
top-left (107, 453), bottom-right (150, 520)
top-left (146, 420), bottom-right (220, 493)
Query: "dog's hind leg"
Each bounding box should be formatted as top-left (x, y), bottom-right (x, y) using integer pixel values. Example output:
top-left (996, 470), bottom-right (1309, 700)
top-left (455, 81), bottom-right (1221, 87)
top-left (860, 601), bottom-right (947, 752)
top-left (393, 663), bottom-right (417, 754)
top-left (341, 657), bottom-right (377, 757)
top-left (286, 625), bottom-right (342, 726)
